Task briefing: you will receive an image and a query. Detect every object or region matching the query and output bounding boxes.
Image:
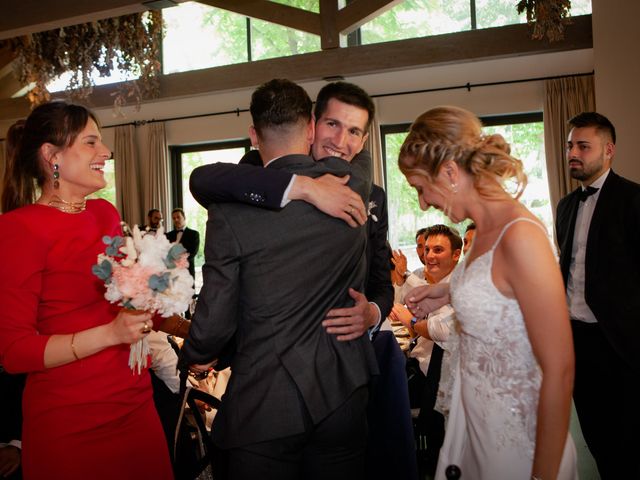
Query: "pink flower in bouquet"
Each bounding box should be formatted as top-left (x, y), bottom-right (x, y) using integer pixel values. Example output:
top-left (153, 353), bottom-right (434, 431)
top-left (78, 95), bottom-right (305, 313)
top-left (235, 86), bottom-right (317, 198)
top-left (111, 263), bottom-right (154, 300)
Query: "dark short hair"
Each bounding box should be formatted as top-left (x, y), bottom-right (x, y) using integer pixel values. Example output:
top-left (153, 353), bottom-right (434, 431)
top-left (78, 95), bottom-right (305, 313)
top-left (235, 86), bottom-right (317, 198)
top-left (314, 81), bottom-right (375, 130)
top-left (569, 112), bottom-right (616, 144)
top-left (465, 223), bottom-right (476, 233)
top-left (424, 224), bottom-right (463, 252)
top-left (172, 207), bottom-right (185, 218)
top-left (147, 208), bottom-right (160, 217)
top-left (250, 78), bottom-right (312, 137)
top-left (415, 227), bottom-right (427, 241)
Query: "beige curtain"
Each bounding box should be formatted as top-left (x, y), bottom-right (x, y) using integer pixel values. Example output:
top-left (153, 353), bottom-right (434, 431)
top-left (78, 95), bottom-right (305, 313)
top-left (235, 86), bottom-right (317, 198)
top-left (114, 125), bottom-right (143, 227)
top-left (365, 100), bottom-right (385, 188)
top-left (143, 122), bottom-right (171, 230)
top-left (543, 75), bottom-right (596, 213)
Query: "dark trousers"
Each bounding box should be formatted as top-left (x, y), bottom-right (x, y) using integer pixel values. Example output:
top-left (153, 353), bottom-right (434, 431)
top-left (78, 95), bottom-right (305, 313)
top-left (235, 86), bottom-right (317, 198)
top-left (220, 386), bottom-right (368, 480)
top-left (571, 320), bottom-right (640, 479)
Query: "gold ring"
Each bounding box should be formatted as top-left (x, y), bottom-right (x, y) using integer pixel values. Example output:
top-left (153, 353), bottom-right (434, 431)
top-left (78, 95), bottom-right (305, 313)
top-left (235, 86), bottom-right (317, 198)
top-left (142, 322), bottom-right (151, 334)
top-left (349, 206), bottom-right (354, 214)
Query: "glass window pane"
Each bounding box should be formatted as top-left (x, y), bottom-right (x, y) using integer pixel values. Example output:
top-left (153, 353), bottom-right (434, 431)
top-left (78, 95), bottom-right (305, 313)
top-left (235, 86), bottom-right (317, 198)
top-left (360, 0), bottom-right (471, 46)
top-left (162, 2), bottom-right (248, 74)
top-left (89, 159), bottom-right (117, 206)
top-left (251, 19), bottom-right (320, 60)
top-left (475, 0), bottom-right (526, 29)
top-left (482, 122), bottom-right (553, 238)
top-left (179, 147), bottom-right (247, 291)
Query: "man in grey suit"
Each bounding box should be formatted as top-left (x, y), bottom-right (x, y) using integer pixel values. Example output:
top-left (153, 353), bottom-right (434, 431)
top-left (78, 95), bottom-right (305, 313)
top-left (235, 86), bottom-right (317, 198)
top-left (556, 112), bottom-right (640, 479)
top-left (181, 79), bottom-right (378, 479)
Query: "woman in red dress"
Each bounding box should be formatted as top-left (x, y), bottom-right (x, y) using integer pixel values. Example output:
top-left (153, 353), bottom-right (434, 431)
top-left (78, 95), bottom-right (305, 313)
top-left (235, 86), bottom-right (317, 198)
top-left (0, 102), bottom-right (173, 479)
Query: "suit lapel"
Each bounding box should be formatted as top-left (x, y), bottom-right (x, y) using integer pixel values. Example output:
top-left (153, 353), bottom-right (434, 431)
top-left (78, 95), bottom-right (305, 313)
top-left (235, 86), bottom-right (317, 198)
top-left (558, 189), bottom-right (581, 281)
top-left (585, 171), bottom-right (618, 279)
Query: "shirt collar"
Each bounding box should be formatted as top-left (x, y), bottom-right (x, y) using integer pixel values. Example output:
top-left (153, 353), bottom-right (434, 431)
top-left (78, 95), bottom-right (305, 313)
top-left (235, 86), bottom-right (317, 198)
top-left (584, 168), bottom-right (610, 190)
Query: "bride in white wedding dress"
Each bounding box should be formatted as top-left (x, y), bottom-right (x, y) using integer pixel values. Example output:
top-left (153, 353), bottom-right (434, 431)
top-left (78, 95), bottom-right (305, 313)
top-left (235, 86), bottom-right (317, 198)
top-left (398, 106), bottom-right (577, 480)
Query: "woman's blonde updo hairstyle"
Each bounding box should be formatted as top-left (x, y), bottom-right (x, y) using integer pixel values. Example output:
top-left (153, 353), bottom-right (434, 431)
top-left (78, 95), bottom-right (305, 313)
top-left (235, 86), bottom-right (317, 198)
top-left (398, 106), bottom-right (527, 199)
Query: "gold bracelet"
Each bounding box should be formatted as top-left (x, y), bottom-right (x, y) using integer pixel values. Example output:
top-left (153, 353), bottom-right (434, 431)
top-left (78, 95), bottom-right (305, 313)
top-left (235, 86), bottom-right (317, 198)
top-left (70, 333), bottom-right (80, 361)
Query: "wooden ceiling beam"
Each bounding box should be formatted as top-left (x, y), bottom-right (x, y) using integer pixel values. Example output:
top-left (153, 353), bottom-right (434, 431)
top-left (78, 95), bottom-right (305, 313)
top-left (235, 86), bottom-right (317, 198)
top-left (198, 0), bottom-right (322, 36)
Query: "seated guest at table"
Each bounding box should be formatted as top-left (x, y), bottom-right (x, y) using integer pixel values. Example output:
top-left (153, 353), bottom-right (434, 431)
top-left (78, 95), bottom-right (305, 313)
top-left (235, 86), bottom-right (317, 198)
top-left (0, 101), bottom-right (173, 480)
top-left (389, 224), bottom-right (461, 477)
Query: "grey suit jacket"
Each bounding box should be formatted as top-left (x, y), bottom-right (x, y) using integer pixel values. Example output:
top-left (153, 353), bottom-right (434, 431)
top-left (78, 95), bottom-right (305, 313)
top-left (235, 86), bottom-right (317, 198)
top-left (182, 152), bottom-right (379, 448)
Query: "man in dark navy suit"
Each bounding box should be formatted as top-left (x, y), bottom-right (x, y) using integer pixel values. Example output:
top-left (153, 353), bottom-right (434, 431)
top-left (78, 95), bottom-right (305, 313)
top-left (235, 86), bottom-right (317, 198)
top-left (555, 112), bottom-right (640, 479)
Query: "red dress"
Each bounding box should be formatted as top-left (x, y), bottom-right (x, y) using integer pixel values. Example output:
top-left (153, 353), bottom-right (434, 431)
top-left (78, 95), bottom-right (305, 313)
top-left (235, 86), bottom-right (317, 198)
top-left (0, 200), bottom-right (173, 480)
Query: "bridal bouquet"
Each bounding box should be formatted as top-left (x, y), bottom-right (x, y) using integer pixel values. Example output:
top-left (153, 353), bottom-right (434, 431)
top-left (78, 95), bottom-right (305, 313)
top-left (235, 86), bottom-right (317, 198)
top-left (92, 223), bottom-right (195, 373)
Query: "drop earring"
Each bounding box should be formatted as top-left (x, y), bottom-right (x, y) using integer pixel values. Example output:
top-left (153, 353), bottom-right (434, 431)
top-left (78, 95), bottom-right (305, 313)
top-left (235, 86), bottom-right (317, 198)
top-left (451, 182), bottom-right (458, 194)
top-left (53, 163), bottom-right (60, 189)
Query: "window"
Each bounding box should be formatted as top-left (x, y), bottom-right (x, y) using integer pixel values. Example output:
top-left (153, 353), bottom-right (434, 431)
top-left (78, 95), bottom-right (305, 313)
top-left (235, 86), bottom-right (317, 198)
top-left (89, 159), bottom-right (117, 206)
top-left (170, 140), bottom-right (251, 291)
top-left (382, 113), bottom-right (550, 271)
top-left (162, 1), bottom-right (320, 74)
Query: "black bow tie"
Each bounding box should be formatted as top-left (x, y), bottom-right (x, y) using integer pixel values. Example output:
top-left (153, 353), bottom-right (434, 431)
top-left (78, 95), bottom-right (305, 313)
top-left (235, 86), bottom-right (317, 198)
top-left (579, 186), bottom-right (599, 202)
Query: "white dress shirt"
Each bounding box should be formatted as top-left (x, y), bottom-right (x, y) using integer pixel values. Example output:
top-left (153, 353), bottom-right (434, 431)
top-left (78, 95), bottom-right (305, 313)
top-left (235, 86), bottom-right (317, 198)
top-left (567, 169), bottom-right (610, 323)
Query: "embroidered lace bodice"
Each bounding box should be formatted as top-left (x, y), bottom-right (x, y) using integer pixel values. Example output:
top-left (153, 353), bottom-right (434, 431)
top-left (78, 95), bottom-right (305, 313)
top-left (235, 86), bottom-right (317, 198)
top-left (449, 218), bottom-right (542, 454)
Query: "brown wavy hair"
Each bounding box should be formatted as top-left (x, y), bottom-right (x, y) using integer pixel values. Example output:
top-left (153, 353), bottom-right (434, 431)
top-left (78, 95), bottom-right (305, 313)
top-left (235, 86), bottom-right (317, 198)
top-left (398, 106), bottom-right (527, 200)
top-left (1, 101), bottom-right (98, 213)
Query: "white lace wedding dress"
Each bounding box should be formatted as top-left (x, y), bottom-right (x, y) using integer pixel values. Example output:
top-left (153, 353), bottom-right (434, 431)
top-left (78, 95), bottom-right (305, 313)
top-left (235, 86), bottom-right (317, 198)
top-left (435, 218), bottom-right (577, 480)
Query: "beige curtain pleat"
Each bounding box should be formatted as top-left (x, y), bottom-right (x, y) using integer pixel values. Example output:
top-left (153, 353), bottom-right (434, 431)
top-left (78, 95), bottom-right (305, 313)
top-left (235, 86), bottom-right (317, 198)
top-left (543, 75), bottom-right (596, 216)
top-left (143, 122), bottom-right (171, 230)
top-left (114, 125), bottom-right (143, 227)
top-left (365, 101), bottom-right (385, 188)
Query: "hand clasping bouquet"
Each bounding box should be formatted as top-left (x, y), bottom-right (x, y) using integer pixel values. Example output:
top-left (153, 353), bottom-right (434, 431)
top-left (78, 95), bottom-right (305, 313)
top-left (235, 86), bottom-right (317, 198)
top-left (92, 223), bottom-right (195, 373)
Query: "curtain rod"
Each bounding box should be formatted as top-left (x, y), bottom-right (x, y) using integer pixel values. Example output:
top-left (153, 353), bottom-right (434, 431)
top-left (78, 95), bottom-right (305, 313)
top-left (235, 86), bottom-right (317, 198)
top-left (100, 70), bottom-right (593, 129)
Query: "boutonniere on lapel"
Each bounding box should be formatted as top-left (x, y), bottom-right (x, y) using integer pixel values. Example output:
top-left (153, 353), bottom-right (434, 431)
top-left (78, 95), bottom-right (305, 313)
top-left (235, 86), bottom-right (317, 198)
top-left (368, 201), bottom-right (378, 222)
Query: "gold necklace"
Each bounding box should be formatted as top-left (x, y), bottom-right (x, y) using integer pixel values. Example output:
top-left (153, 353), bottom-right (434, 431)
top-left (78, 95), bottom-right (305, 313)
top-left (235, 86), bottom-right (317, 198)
top-left (47, 195), bottom-right (87, 214)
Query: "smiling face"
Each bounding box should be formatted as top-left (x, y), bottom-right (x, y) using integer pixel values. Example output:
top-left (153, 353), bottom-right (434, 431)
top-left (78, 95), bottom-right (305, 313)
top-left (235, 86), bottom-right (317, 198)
top-left (566, 126), bottom-right (614, 185)
top-left (172, 211), bottom-right (186, 230)
top-left (44, 118), bottom-right (111, 198)
top-left (311, 98), bottom-right (369, 162)
top-left (423, 234), bottom-right (461, 284)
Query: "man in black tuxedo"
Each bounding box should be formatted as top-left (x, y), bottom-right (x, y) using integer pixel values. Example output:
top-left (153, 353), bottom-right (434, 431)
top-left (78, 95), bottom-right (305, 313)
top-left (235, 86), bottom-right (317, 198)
top-left (190, 82), bottom-right (394, 339)
top-left (182, 79), bottom-right (378, 479)
top-left (555, 112), bottom-right (640, 479)
top-left (166, 207), bottom-right (200, 280)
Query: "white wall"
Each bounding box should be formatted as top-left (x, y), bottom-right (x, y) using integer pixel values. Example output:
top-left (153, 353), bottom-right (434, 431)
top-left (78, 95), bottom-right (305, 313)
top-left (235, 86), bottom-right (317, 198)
top-left (592, 0), bottom-right (640, 182)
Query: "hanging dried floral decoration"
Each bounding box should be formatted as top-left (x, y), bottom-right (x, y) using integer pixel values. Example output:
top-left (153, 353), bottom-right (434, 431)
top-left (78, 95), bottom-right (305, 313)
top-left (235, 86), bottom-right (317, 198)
top-left (0, 10), bottom-right (163, 111)
top-left (516, 0), bottom-right (573, 42)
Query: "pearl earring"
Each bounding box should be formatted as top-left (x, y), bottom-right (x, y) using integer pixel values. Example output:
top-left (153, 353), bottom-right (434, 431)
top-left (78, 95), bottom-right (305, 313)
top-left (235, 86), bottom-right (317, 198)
top-left (451, 182), bottom-right (458, 194)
